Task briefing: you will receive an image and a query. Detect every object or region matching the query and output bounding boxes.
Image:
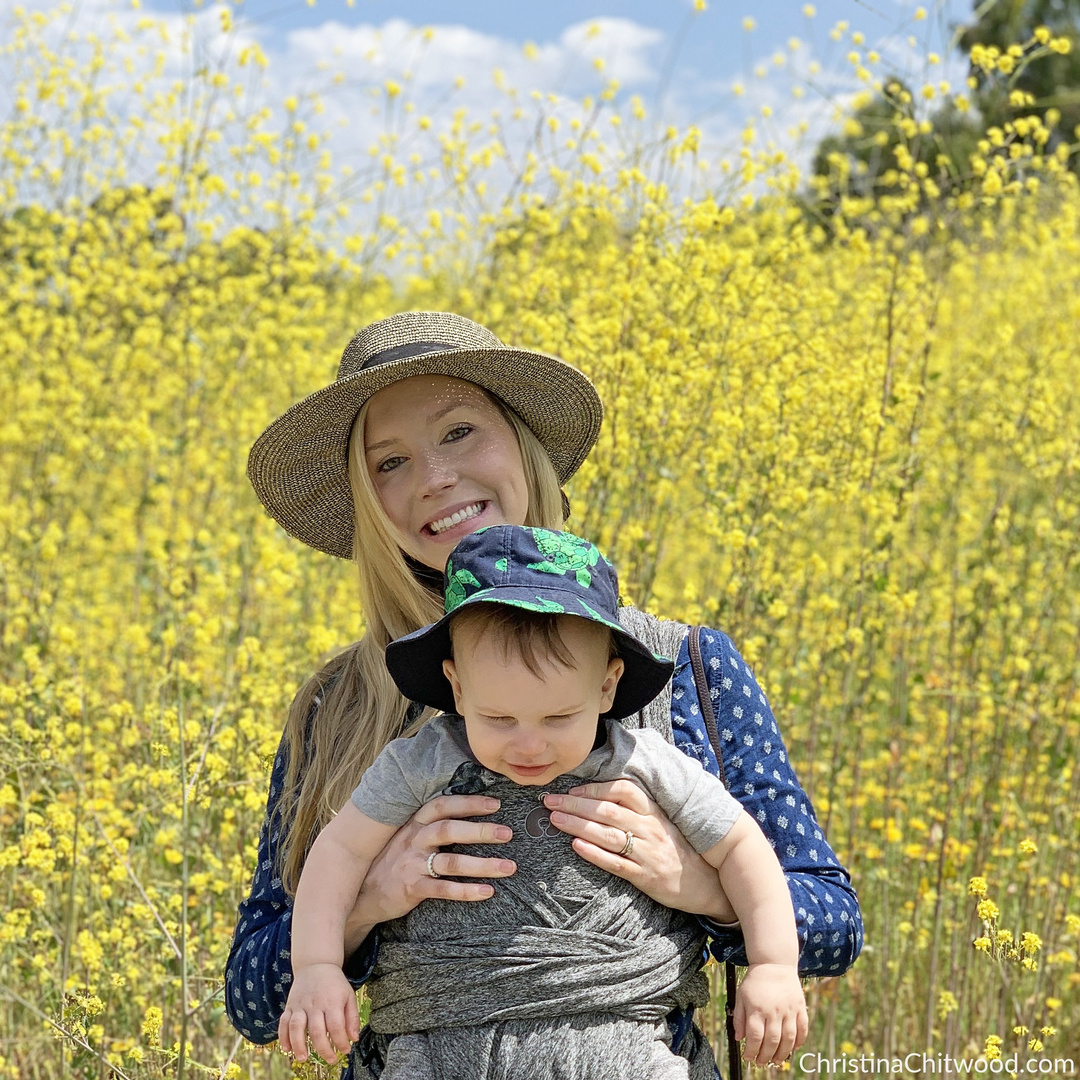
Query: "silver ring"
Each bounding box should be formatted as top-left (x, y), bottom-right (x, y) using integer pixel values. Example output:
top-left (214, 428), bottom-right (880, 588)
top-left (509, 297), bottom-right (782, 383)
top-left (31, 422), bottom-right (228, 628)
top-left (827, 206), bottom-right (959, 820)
top-left (426, 851), bottom-right (441, 879)
top-left (618, 830), bottom-right (634, 857)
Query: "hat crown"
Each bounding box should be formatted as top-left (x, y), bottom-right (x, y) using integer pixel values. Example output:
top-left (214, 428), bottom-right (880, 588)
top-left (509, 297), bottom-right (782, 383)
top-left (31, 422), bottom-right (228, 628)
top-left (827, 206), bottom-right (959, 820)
top-left (442, 525), bottom-right (619, 621)
top-left (338, 311), bottom-right (505, 379)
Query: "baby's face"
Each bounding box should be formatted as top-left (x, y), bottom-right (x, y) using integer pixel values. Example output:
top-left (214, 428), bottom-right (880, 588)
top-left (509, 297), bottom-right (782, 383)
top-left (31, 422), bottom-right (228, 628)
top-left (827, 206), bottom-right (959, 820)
top-left (442, 616), bottom-right (624, 786)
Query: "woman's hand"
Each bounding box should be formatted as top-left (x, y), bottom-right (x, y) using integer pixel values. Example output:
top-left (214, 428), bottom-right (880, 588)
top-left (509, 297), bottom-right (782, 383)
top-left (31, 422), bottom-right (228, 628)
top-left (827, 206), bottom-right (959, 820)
top-left (343, 794), bottom-right (516, 957)
top-left (543, 780), bottom-right (738, 922)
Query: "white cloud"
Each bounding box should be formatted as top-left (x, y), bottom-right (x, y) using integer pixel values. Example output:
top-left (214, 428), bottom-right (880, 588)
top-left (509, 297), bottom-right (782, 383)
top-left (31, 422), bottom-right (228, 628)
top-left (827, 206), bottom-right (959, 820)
top-left (554, 18), bottom-right (663, 85)
top-left (0, 0), bottom-right (978, 220)
top-left (279, 16), bottom-right (662, 108)
top-left (287, 19), bottom-right (491, 88)
top-left (241, 16), bottom-right (667, 209)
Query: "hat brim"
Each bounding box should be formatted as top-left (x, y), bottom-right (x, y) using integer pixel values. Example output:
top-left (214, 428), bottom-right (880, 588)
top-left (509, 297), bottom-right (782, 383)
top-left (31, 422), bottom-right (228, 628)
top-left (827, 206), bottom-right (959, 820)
top-left (385, 591), bottom-right (676, 721)
top-left (247, 347), bottom-right (603, 560)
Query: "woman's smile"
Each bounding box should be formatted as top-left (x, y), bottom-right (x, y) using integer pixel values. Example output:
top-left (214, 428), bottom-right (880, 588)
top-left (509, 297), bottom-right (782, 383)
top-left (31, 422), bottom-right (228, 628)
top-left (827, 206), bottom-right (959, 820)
top-left (425, 499), bottom-right (490, 537)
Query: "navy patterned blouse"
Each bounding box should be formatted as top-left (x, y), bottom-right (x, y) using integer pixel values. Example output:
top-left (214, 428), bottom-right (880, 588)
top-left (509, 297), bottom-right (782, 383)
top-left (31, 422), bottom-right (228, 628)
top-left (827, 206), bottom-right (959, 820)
top-left (225, 626), bottom-right (863, 1069)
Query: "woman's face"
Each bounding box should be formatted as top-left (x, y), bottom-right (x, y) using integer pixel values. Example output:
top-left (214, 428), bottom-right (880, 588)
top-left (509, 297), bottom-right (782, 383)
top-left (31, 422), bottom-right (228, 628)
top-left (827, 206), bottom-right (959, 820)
top-left (363, 375), bottom-right (530, 570)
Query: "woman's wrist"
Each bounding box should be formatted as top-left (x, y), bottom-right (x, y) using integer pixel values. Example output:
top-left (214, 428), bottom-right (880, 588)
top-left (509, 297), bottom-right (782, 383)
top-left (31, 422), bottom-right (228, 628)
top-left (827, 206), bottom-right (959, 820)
top-left (342, 922), bottom-right (380, 985)
top-left (343, 911), bottom-right (378, 960)
top-left (701, 890), bottom-right (738, 924)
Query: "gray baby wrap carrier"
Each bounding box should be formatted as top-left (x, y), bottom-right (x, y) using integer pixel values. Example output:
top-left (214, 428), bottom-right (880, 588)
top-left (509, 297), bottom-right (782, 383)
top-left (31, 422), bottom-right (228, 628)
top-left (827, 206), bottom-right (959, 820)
top-left (369, 772), bottom-right (711, 1079)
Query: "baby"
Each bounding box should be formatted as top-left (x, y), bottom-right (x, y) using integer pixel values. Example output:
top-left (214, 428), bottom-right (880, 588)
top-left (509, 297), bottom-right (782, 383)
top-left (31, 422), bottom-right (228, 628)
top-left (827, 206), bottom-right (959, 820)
top-left (278, 525), bottom-right (807, 1078)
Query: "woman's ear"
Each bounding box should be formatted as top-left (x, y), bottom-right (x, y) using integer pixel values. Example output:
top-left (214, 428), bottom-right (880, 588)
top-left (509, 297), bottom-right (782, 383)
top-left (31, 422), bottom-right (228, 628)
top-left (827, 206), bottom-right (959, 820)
top-left (442, 658), bottom-right (464, 711)
top-left (599, 657), bottom-right (625, 713)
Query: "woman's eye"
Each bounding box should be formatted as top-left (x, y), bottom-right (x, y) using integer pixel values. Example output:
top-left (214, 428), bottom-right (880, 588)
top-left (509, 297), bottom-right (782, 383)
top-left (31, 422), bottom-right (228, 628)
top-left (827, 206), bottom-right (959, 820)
top-left (444, 424), bottom-right (473, 443)
top-left (377, 455), bottom-right (406, 474)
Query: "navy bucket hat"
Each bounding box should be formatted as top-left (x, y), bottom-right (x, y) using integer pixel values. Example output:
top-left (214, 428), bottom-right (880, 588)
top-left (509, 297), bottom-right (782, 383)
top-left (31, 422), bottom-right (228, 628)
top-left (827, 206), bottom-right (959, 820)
top-left (385, 526), bottom-right (676, 721)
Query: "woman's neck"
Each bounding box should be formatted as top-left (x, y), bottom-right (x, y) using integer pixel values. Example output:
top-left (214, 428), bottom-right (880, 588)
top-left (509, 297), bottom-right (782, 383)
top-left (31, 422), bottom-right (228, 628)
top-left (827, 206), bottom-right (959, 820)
top-left (403, 552), bottom-right (444, 594)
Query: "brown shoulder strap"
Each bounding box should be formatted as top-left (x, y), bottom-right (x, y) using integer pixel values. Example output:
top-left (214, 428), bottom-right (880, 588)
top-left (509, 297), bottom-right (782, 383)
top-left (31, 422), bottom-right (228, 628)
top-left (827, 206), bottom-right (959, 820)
top-left (688, 626), bottom-right (727, 786)
top-left (688, 626), bottom-right (743, 1080)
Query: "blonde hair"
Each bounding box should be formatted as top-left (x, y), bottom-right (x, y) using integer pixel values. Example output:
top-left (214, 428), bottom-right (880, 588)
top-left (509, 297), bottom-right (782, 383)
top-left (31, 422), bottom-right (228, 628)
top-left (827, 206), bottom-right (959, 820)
top-left (275, 387), bottom-right (565, 894)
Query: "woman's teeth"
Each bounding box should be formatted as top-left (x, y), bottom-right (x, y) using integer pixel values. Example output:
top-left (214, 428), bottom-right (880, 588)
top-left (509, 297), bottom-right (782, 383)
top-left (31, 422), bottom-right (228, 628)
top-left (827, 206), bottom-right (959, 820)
top-left (429, 502), bottom-right (484, 535)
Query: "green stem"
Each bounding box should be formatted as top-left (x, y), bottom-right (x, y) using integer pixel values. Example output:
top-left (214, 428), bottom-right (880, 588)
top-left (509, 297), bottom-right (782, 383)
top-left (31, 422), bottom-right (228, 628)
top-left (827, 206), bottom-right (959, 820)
top-left (178, 676), bottom-right (190, 1080)
top-left (58, 688), bottom-right (85, 1080)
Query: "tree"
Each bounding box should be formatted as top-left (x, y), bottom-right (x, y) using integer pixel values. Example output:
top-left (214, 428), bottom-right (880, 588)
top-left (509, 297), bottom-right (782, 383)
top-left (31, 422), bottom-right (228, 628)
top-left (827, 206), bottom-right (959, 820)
top-left (806, 0), bottom-right (1079, 224)
top-left (804, 82), bottom-right (983, 230)
top-left (957, 0), bottom-right (1080, 150)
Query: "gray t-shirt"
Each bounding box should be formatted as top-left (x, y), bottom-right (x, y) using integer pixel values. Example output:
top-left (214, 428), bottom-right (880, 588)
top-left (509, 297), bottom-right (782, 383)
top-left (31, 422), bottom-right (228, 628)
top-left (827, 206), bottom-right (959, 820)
top-left (352, 714), bottom-right (742, 855)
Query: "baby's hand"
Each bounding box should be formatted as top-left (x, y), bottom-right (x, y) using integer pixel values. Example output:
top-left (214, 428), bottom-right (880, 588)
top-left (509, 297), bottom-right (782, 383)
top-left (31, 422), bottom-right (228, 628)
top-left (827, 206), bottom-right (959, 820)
top-left (733, 962), bottom-right (808, 1066)
top-left (277, 963), bottom-right (360, 1064)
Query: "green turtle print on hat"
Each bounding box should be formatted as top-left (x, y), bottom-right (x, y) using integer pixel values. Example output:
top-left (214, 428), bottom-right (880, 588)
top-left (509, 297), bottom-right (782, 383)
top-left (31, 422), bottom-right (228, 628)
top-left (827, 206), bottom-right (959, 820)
top-left (501, 596), bottom-right (566, 614)
top-left (576, 598), bottom-right (629, 637)
top-left (577, 598), bottom-right (671, 662)
top-left (385, 524), bottom-right (677, 722)
top-left (527, 528), bottom-right (601, 589)
top-left (445, 560), bottom-right (482, 612)
top-left (450, 587), bottom-right (567, 615)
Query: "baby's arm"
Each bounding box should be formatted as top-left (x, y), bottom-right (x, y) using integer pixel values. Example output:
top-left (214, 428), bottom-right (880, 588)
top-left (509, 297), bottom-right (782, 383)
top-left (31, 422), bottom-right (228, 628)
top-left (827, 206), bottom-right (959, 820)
top-left (702, 814), bottom-right (808, 1066)
top-left (278, 803), bottom-right (398, 1063)
top-left (613, 726), bottom-right (808, 1062)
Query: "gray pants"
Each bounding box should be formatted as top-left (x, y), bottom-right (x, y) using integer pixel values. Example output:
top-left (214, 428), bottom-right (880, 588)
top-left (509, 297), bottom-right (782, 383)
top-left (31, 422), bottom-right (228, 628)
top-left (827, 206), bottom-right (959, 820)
top-left (381, 1017), bottom-right (690, 1080)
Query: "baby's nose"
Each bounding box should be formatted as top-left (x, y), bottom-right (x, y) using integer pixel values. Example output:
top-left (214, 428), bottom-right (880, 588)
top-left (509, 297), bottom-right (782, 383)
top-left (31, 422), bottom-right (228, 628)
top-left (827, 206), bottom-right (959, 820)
top-left (510, 731), bottom-right (548, 758)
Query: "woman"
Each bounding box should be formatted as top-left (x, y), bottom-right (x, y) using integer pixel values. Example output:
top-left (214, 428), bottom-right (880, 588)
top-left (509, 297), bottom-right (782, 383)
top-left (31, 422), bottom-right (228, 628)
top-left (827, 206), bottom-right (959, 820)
top-left (226, 311), bottom-right (862, 1077)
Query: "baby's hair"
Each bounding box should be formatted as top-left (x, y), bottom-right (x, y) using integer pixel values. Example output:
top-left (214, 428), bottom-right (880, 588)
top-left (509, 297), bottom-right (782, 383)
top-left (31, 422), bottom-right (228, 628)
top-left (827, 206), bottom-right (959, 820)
top-left (449, 605), bottom-right (618, 680)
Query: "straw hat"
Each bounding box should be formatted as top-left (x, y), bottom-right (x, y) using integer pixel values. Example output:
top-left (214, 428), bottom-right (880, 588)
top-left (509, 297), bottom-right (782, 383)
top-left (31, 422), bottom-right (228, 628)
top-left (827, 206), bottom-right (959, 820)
top-left (247, 311), bottom-right (604, 560)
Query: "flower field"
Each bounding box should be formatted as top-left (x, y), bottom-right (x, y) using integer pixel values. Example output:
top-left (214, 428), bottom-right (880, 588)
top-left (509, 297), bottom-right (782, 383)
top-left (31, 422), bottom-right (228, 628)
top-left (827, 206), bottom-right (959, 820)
top-left (1, 4), bottom-right (1079, 1076)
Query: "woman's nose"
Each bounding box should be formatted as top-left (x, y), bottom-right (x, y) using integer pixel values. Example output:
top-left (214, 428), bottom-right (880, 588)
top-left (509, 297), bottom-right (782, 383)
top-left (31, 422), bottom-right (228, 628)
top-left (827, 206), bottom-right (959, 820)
top-left (414, 449), bottom-right (457, 498)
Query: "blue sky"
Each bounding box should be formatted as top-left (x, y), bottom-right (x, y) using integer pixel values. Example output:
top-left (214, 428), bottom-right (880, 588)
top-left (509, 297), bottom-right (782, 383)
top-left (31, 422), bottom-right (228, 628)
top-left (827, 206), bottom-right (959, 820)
top-left (165, 0), bottom-right (974, 158)
top-left (138, 0), bottom-right (976, 127)
top-left (6, 0), bottom-right (978, 141)
top-left (0, 0), bottom-right (980, 208)
top-left (210, 0), bottom-right (975, 84)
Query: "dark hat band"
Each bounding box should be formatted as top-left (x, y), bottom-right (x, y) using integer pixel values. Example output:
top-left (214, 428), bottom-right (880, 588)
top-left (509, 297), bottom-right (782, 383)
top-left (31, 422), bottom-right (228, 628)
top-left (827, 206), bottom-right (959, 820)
top-left (356, 341), bottom-right (453, 373)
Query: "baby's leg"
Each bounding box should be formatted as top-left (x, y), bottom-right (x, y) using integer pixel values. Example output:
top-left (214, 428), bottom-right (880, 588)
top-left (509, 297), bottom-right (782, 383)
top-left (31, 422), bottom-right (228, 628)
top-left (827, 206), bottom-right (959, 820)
top-left (378, 1032), bottom-right (435, 1080)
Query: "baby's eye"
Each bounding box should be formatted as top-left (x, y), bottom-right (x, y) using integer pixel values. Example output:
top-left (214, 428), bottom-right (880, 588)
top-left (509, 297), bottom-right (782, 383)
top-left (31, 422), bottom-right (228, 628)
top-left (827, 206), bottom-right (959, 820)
top-left (377, 455), bottom-right (406, 474)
